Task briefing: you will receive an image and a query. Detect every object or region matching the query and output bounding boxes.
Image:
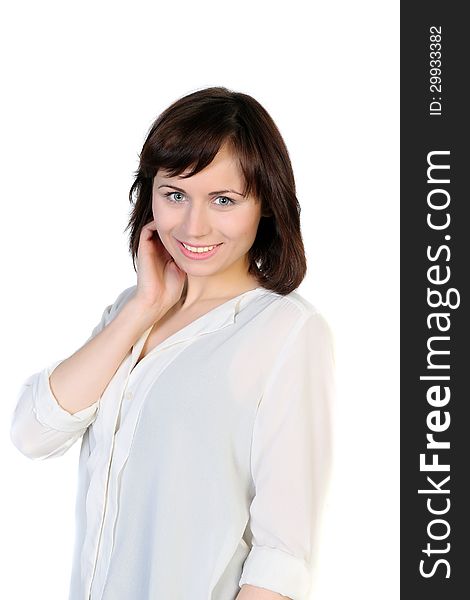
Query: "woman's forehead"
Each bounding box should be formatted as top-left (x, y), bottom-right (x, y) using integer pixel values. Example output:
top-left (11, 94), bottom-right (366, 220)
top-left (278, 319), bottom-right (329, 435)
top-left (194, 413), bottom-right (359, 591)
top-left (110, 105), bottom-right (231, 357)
top-left (156, 148), bottom-right (243, 180)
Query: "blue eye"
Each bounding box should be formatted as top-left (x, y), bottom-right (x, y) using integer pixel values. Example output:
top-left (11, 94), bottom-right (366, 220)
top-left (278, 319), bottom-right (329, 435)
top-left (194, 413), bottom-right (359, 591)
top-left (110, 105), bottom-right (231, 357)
top-left (214, 196), bottom-right (235, 206)
top-left (163, 191), bottom-right (236, 206)
top-left (164, 191), bottom-right (185, 203)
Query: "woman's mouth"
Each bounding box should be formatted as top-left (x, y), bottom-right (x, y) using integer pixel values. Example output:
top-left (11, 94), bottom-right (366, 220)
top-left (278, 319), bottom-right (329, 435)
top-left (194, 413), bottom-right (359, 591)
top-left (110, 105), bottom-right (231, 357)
top-left (176, 239), bottom-right (223, 260)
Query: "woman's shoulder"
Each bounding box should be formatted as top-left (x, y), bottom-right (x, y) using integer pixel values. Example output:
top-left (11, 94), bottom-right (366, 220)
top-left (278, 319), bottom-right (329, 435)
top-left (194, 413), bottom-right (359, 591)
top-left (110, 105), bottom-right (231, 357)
top-left (114, 284), bottom-right (137, 307)
top-left (257, 287), bottom-right (334, 343)
top-left (105, 284), bottom-right (137, 315)
top-left (98, 284), bottom-right (137, 325)
top-left (262, 288), bottom-right (335, 358)
top-left (282, 289), bottom-right (320, 316)
top-left (260, 287), bottom-right (323, 323)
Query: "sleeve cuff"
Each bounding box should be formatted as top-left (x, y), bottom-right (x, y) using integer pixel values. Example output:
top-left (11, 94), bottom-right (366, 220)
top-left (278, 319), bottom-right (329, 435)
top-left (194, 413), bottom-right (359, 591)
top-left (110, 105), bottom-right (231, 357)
top-left (239, 544), bottom-right (312, 600)
top-left (33, 359), bottom-right (100, 433)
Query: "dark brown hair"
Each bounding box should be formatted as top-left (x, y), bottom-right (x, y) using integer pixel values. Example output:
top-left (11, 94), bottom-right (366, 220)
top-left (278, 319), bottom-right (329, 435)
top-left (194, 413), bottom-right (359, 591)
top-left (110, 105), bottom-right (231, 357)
top-left (125, 86), bottom-right (307, 295)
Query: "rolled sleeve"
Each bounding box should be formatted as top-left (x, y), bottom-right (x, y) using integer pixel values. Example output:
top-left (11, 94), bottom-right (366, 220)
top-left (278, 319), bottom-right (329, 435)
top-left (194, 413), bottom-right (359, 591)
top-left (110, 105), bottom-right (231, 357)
top-left (33, 359), bottom-right (100, 432)
top-left (10, 359), bottom-right (100, 461)
top-left (239, 311), bottom-right (336, 600)
top-left (240, 545), bottom-right (311, 598)
top-left (10, 285), bottom-right (136, 461)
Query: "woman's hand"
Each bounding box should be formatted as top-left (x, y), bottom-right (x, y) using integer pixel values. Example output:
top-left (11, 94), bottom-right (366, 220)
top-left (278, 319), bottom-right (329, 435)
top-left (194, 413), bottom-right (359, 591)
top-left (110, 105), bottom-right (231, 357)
top-left (235, 585), bottom-right (291, 600)
top-left (133, 220), bottom-right (187, 315)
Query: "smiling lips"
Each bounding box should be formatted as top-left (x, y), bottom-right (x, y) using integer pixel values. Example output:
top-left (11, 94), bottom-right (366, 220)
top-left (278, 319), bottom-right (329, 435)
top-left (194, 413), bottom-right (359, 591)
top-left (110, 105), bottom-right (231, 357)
top-left (181, 241), bottom-right (220, 253)
top-left (176, 239), bottom-right (223, 260)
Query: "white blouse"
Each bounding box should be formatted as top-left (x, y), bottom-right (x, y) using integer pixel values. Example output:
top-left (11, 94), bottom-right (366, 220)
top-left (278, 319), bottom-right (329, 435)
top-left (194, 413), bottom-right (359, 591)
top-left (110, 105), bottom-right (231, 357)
top-left (10, 285), bottom-right (335, 600)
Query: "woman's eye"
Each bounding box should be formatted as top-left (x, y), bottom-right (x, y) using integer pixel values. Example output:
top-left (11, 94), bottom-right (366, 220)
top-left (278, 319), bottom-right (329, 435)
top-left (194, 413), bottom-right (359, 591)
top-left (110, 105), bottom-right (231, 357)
top-left (164, 191), bottom-right (185, 203)
top-left (163, 192), bottom-right (235, 207)
top-left (214, 196), bottom-right (235, 207)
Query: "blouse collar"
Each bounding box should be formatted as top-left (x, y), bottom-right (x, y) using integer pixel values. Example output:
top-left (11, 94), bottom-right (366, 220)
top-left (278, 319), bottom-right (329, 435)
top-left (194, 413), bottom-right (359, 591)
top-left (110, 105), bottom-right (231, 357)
top-left (130, 286), bottom-right (268, 366)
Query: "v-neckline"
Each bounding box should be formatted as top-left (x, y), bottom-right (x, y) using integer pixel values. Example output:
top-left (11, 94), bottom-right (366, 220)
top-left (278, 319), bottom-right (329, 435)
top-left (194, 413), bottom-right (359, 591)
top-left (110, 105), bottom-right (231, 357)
top-left (128, 286), bottom-right (266, 376)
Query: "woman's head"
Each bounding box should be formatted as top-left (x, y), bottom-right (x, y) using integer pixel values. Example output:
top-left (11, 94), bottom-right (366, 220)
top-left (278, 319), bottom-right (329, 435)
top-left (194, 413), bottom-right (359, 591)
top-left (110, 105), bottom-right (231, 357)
top-left (126, 86), bottom-right (307, 295)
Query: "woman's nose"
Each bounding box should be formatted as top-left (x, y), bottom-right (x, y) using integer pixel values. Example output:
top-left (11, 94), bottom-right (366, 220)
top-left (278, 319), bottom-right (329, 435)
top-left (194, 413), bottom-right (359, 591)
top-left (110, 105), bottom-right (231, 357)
top-left (183, 204), bottom-right (211, 236)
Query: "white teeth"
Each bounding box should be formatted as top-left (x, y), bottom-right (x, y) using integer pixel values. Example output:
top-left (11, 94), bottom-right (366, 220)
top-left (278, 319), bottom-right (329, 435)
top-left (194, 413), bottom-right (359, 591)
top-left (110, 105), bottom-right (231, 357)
top-left (181, 242), bottom-right (218, 253)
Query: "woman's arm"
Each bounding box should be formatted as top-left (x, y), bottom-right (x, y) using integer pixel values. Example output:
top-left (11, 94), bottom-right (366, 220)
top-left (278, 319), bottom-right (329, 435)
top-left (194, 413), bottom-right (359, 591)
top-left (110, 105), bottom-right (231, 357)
top-left (47, 294), bottom-right (160, 415)
top-left (236, 584), bottom-right (291, 599)
top-left (237, 310), bottom-right (335, 599)
top-left (9, 286), bottom-right (164, 460)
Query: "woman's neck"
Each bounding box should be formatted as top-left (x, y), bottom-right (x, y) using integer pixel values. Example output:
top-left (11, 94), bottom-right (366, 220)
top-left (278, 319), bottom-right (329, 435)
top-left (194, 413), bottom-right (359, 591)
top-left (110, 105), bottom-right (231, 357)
top-left (177, 275), bottom-right (260, 311)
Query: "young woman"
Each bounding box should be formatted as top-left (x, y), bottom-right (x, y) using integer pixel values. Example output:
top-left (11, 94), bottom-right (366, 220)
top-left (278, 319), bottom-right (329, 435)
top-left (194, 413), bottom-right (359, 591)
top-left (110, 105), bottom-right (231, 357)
top-left (10, 87), bottom-right (335, 600)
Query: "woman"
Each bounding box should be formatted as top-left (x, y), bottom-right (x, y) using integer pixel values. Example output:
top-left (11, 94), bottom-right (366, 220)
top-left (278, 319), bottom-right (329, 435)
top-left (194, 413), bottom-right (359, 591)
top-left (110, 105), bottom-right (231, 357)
top-left (10, 87), bottom-right (335, 600)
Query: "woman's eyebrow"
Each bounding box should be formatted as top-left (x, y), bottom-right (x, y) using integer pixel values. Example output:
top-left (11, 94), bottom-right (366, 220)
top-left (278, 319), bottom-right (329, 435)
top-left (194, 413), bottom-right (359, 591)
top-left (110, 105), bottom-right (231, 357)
top-left (157, 184), bottom-right (245, 196)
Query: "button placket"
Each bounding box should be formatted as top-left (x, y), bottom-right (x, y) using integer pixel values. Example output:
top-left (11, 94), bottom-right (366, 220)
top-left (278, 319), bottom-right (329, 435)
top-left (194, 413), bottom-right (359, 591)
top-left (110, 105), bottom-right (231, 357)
top-left (87, 360), bottom-right (136, 600)
top-left (88, 338), bottom-right (176, 599)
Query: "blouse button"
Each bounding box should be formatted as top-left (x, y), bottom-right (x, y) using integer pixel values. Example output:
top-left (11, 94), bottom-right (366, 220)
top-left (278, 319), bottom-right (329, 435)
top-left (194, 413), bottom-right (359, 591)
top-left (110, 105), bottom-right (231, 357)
top-left (125, 390), bottom-right (133, 399)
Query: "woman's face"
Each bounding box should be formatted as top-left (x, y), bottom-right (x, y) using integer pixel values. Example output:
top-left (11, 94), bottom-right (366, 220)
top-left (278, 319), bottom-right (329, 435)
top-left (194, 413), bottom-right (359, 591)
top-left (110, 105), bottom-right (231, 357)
top-left (152, 142), bottom-right (262, 279)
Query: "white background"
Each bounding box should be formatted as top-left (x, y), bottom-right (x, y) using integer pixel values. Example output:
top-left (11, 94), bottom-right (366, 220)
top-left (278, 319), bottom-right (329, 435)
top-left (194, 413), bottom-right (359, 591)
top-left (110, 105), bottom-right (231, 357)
top-left (0, 1), bottom-right (399, 598)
